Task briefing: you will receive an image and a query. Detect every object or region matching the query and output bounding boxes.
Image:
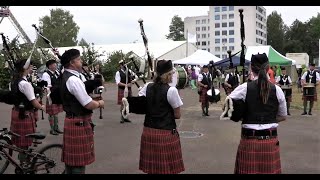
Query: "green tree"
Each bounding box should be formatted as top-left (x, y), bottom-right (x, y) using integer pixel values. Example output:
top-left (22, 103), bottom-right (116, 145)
top-left (38, 8), bottom-right (80, 47)
top-left (267, 11), bottom-right (285, 55)
top-left (80, 43), bottom-right (105, 70)
top-left (166, 15), bottom-right (186, 41)
top-left (78, 38), bottom-right (89, 46)
top-left (306, 13), bottom-right (320, 62)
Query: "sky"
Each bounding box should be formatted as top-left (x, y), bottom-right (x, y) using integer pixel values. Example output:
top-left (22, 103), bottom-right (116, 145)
top-left (0, 6), bottom-right (320, 46)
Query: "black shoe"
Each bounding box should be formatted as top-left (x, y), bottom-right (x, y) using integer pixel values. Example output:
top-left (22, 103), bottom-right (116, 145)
top-left (124, 119), bottom-right (131, 123)
top-left (308, 112), bottom-right (312, 115)
top-left (301, 112), bottom-right (307, 115)
top-left (50, 130), bottom-right (58, 135)
top-left (287, 113), bottom-right (291, 116)
top-left (205, 113), bottom-right (210, 116)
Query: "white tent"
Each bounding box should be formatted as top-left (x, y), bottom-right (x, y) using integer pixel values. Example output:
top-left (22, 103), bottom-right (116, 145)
top-left (172, 49), bottom-right (221, 66)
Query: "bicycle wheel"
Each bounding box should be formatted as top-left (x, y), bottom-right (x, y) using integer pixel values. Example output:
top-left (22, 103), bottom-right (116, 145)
top-left (31, 144), bottom-right (65, 174)
top-left (0, 137), bottom-right (13, 174)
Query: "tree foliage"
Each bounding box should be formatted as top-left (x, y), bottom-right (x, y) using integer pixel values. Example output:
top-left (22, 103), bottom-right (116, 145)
top-left (267, 11), bottom-right (285, 55)
top-left (166, 15), bottom-right (186, 41)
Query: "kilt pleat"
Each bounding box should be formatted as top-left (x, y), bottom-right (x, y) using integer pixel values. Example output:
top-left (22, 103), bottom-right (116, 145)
top-left (139, 127), bottom-right (184, 174)
top-left (117, 87), bottom-right (132, 105)
top-left (302, 88), bottom-right (317, 101)
top-left (62, 114), bottom-right (95, 166)
top-left (234, 137), bottom-right (281, 174)
top-left (10, 108), bottom-right (36, 147)
top-left (198, 87), bottom-right (209, 105)
top-left (46, 98), bottom-right (63, 115)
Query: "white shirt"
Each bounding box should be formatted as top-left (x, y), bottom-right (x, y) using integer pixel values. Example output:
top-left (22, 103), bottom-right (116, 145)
top-left (228, 76), bottom-right (287, 130)
top-left (115, 68), bottom-right (136, 85)
top-left (198, 72), bottom-right (212, 82)
top-left (18, 76), bottom-right (36, 101)
top-left (42, 69), bottom-right (60, 88)
top-left (225, 73), bottom-right (240, 83)
top-left (275, 74), bottom-right (292, 84)
top-left (194, 66), bottom-right (201, 77)
top-left (65, 69), bottom-right (92, 107)
top-left (301, 70), bottom-right (320, 82)
top-left (79, 73), bottom-right (87, 82)
top-left (138, 82), bottom-right (183, 109)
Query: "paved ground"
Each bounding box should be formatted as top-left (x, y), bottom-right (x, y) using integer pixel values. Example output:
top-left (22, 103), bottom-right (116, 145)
top-left (1, 81), bottom-right (320, 174)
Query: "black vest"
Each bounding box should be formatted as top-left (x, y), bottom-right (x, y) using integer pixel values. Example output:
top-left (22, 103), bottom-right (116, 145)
top-left (306, 70), bottom-right (317, 84)
top-left (45, 70), bottom-right (59, 87)
top-left (278, 75), bottom-right (290, 85)
top-left (61, 71), bottom-right (92, 116)
top-left (118, 69), bottom-right (132, 90)
top-left (201, 73), bottom-right (212, 89)
top-left (227, 73), bottom-right (239, 87)
top-left (243, 81), bottom-right (279, 124)
top-left (11, 78), bottom-right (34, 111)
top-left (144, 83), bottom-right (176, 130)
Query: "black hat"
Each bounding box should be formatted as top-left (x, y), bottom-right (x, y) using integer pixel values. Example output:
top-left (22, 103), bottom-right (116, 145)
top-left (310, 63), bottom-right (316, 66)
top-left (156, 60), bottom-right (173, 75)
top-left (61, 49), bottom-right (80, 66)
top-left (203, 65), bottom-right (208, 68)
top-left (280, 66), bottom-right (286, 70)
top-left (14, 59), bottom-right (28, 72)
top-left (251, 53), bottom-right (269, 66)
top-left (46, 59), bottom-right (57, 68)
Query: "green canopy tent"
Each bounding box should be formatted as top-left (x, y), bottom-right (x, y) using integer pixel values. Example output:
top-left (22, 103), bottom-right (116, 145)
top-left (245, 46), bottom-right (295, 66)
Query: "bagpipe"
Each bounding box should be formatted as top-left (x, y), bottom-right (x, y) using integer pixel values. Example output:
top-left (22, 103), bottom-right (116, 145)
top-left (206, 61), bottom-right (221, 103)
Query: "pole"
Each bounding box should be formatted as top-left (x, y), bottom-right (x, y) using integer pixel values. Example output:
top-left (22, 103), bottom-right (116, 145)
top-left (239, 9), bottom-right (246, 83)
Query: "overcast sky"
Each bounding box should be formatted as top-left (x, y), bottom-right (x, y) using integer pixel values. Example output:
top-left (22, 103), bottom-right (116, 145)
top-left (0, 6), bottom-right (320, 45)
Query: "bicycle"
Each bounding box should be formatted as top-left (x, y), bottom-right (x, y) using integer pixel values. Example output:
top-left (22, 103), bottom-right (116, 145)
top-left (0, 128), bottom-right (65, 174)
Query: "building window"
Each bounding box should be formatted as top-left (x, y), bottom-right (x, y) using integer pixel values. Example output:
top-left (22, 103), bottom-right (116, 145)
top-left (202, 34), bottom-right (206, 38)
top-left (229, 14), bottom-right (234, 19)
top-left (208, 33), bottom-right (210, 38)
top-left (215, 31), bottom-right (220, 36)
top-left (208, 26), bottom-right (210, 31)
top-left (196, 42), bottom-right (200, 46)
top-left (222, 54), bottom-right (227, 59)
top-left (215, 7), bottom-right (220, 12)
top-left (229, 46), bottom-right (235, 51)
top-left (222, 38), bottom-right (227, 43)
top-left (196, 27), bottom-right (200, 31)
top-left (202, 26), bottom-right (207, 31)
top-left (222, 30), bottom-right (227, 35)
top-left (215, 23), bottom-right (220, 28)
top-left (222, 6), bottom-right (227, 11)
top-left (222, 46), bottom-right (227, 51)
top-left (197, 34), bottom-right (200, 39)
top-left (208, 48), bottom-right (210, 52)
top-left (222, 14), bottom-right (227, 20)
top-left (215, 47), bottom-right (220, 52)
top-left (208, 19), bottom-right (210, 23)
top-left (208, 41), bottom-right (210, 45)
top-left (196, 20), bottom-right (200, 24)
top-left (222, 22), bottom-right (227, 27)
top-left (256, 38), bottom-right (259, 43)
top-left (229, 22), bottom-right (234, 27)
top-left (215, 39), bottom-right (220, 44)
top-left (202, 19), bottom-right (206, 24)
top-left (229, 30), bottom-right (234, 35)
top-left (229, 6), bottom-right (234, 11)
top-left (202, 41), bottom-right (207, 46)
top-left (202, 48), bottom-right (206, 51)
top-left (216, 54), bottom-right (221, 58)
top-left (215, 15), bottom-right (220, 20)
top-left (229, 38), bottom-right (234, 43)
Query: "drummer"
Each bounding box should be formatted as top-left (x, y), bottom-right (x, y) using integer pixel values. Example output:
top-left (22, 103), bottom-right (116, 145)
top-left (301, 63), bottom-right (320, 115)
top-left (276, 66), bottom-right (292, 115)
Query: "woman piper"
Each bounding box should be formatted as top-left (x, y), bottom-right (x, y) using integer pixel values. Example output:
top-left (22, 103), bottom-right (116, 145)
top-left (138, 60), bottom-right (184, 174)
top-left (225, 53), bottom-right (287, 174)
top-left (10, 59), bottom-right (46, 165)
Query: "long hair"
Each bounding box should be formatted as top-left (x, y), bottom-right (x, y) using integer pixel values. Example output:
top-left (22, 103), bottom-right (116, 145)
top-left (251, 62), bottom-right (270, 104)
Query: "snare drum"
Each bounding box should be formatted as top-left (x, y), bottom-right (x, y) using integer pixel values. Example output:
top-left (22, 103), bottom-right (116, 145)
top-left (207, 89), bottom-right (221, 103)
top-left (169, 67), bottom-right (188, 89)
top-left (303, 84), bottom-right (315, 96)
top-left (281, 85), bottom-right (292, 97)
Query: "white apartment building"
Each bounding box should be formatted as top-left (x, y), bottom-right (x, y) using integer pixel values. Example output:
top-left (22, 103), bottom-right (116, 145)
top-left (184, 6), bottom-right (267, 59)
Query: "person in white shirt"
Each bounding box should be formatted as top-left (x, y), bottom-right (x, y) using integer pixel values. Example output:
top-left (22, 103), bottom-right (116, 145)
top-left (41, 60), bottom-right (63, 135)
top-left (138, 60), bottom-right (184, 174)
top-left (276, 66), bottom-right (293, 115)
top-left (197, 65), bottom-right (212, 116)
top-left (224, 53), bottom-right (287, 174)
top-left (224, 66), bottom-right (240, 95)
top-left (300, 63), bottom-right (320, 115)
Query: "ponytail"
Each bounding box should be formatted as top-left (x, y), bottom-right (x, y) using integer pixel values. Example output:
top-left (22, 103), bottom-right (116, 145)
top-left (257, 63), bottom-right (271, 104)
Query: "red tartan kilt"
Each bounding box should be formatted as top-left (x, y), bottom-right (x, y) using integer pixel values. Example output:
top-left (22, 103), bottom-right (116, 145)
top-left (234, 137), bottom-right (281, 174)
top-left (46, 100), bottom-right (63, 115)
top-left (139, 126), bottom-right (185, 174)
top-left (302, 89), bottom-right (317, 101)
top-left (62, 114), bottom-right (95, 166)
top-left (10, 108), bottom-right (35, 147)
top-left (117, 87), bottom-right (132, 105)
top-left (199, 87), bottom-right (209, 104)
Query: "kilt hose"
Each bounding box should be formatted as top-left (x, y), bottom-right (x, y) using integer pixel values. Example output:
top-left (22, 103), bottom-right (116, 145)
top-left (234, 137), bottom-right (281, 174)
top-left (46, 99), bottom-right (64, 116)
top-left (117, 87), bottom-right (132, 105)
top-left (62, 114), bottom-right (95, 166)
top-left (139, 127), bottom-right (185, 174)
top-left (199, 87), bottom-right (209, 107)
top-left (302, 88), bottom-right (317, 102)
top-left (10, 108), bottom-right (36, 148)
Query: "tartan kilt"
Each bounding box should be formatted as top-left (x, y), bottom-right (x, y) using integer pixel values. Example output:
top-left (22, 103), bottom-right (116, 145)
top-left (198, 87), bottom-right (209, 105)
top-left (139, 126), bottom-right (185, 174)
top-left (234, 137), bottom-right (281, 174)
top-left (302, 88), bottom-right (317, 101)
top-left (46, 99), bottom-right (63, 115)
top-left (117, 87), bottom-right (132, 105)
top-left (62, 114), bottom-right (95, 166)
top-left (10, 108), bottom-right (36, 147)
